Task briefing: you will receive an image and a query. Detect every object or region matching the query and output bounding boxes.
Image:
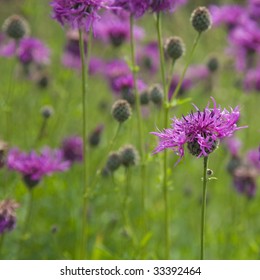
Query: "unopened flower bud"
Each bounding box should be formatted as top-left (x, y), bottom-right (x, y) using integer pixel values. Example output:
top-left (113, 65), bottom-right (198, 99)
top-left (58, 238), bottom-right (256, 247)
top-left (149, 84), bottom-right (163, 105)
top-left (41, 105), bottom-right (54, 119)
top-left (191, 7), bottom-right (212, 33)
top-left (207, 57), bottom-right (219, 73)
top-left (119, 144), bottom-right (140, 167)
top-left (164, 36), bottom-right (185, 60)
top-left (112, 99), bottom-right (132, 123)
top-left (106, 152), bottom-right (121, 172)
top-left (2, 15), bottom-right (30, 40)
top-left (140, 90), bottom-right (150, 105)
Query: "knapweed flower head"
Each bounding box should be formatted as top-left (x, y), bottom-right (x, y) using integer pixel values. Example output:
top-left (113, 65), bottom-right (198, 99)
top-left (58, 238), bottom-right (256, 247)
top-left (17, 37), bottom-right (50, 66)
top-left (7, 147), bottom-right (70, 188)
top-left (50, 0), bottom-right (112, 32)
top-left (164, 36), bottom-right (185, 60)
top-left (209, 5), bottom-right (245, 30)
top-left (88, 124), bottom-right (104, 147)
top-left (112, 0), bottom-right (150, 18)
top-left (151, 97), bottom-right (246, 161)
top-left (149, 0), bottom-right (187, 13)
top-left (119, 144), bottom-right (140, 167)
top-left (0, 199), bottom-right (19, 234)
top-left (61, 136), bottom-right (83, 163)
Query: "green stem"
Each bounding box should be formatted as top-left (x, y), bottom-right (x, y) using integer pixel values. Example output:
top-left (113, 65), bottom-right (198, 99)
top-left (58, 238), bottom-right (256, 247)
top-left (156, 12), bottom-right (170, 260)
top-left (130, 15), bottom-right (146, 228)
top-left (36, 119), bottom-right (48, 143)
top-left (79, 28), bottom-right (89, 260)
top-left (201, 156), bottom-right (209, 260)
top-left (169, 32), bottom-right (201, 103)
top-left (0, 234), bottom-right (5, 257)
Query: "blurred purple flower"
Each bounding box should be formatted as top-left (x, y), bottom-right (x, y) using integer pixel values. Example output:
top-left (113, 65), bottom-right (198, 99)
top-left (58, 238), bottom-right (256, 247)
top-left (149, 0), bottom-right (187, 13)
top-left (0, 33), bottom-right (16, 57)
top-left (151, 97), bottom-right (246, 161)
top-left (247, 148), bottom-right (260, 171)
top-left (17, 37), bottom-right (50, 65)
top-left (168, 75), bottom-right (192, 100)
top-left (104, 59), bottom-right (130, 81)
top-left (137, 41), bottom-right (159, 74)
top-left (247, 0), bottom-right (260, 22)
top-left (50, 0), bottom-right (112, 32)
top-left (7, 148), bottom-right (69, 188)
top-left (89, 57), bottom-right (104, 75)
top-left (112, 0), bottom-right (150, 18)
top-left (224, 137), bottom-right (241, 157)
top-left (209, 5), bottom-right (245, 30)
top-left (0, 199), bottom-right (19, 234)
top-left (62, 29), bottom-right (87, 70)
top-left (61, 136), bottom-right (83, 163)
top-left (243, 67), bottom-right (260, 92)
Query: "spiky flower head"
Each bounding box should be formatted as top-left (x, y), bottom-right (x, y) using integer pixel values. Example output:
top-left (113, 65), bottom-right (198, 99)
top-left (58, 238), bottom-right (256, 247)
top-left (191, 7), bottom-right (212, 33)
top-left (106, 151), bottom-right (121, 172)
top-left (0, 199), bottom-right (19, 234)
top-left (41, 105), bottom-right (54, 119)
top-left (112, 99), bottom-right (132, 123)
top-left (2, 15), bottom-right (30, 40)
top-left (7, 148), bottom-right (70, 189)
top-left (149, 84), bottom-right (163, 105)
top-left (151, 97), bottom-right (247, 162)
top-left (119, 144), bottom-right (140, 167)
top-left (164, 36), bottom-right (185, 60)
top-left (50, 0), bottom-right (111, 32)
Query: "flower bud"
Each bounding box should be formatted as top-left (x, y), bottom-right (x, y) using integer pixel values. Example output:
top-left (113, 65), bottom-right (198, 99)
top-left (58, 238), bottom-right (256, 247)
top-left (112, 99), bottom-right (132, 123)
top-left (119, 144), bottom-right (140, 167)
top-left (190, 7), bottom-right (212, 33)
top-left (106, 152), bottom-right (121, 172)
top-left (164, 36), bottom-right (185, 60)
top-left (2, 15), bottom-right (30, 40)
top-left (149, 84), bottom-right (163, 105)
top-left (41, 105), bottom-right (54, 119)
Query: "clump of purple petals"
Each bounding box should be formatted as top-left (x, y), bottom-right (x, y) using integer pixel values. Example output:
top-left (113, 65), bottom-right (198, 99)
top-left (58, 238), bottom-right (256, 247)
top-left (149, 0), bottom-right (187, 13)
top-left (151, 97), bottom-right (246, 161)
top-left (17, 37), bottom-right (50, 65)
top-left (112, 0), bottom-right (150, 18)
top-left (0, 199), bottom-right (19, 234)
top-left (50, 0), bottom-right (112, 32)
top-left (7, 148), bottom-right (70, 188)
top-left (61, 136), bottom-right (83, 163)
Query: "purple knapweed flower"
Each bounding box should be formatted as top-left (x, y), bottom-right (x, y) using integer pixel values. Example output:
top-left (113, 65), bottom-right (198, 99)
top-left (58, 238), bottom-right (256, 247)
top-left (247, 148), bottom-right (260, 171)
top-left (149, 0), bottom-right (187, 13)
top-left (151, 97), bottom-right (246, 161)
top-left (17, 37), bottom-right (50, 65)
top-left (209, 5), bottom-right (245, 30)
top-left (62, 29), bottom-right (87, 70)
top-left (247, 0), bottom-right (260, 22)
top-left (137, 41), bottom-right (159, 74)
top-left (0, 199), bottom-right (19, 234)
top-left (224, 137), bottom-right (241, 157)
top-left (168, 74), bottom-right (192, 100)
top-left (50, 0), bottom-right (112, 32)
top-left (0, 32), bottom-right (16, 57)
top-left (61, 136), bottom-right (83, 163)
top-left (89, 57), bottom-right (104, 75)
top-left (95, 10), bottom-right (144, 47)
top-left (112, 0), bottom-right (150, 18)
top-left (243, 67), bottom-right (260, 92)
top-left (233, 165), bottom-right (258, 199)
top-left (104, 59), bottom-right (130, 81)
top-left (7, 148), bottom-right (70, 188)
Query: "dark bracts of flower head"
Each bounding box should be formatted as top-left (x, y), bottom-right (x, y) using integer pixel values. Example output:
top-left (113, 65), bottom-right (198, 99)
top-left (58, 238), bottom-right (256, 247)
top-left (50, 0), bottom-right (112, 32)
top-left (151, 97), bottom-right (247, 161)
top-left (0, 199), bottom-right (19, 234)
top-left (7, 148), bottom-right (70, 189)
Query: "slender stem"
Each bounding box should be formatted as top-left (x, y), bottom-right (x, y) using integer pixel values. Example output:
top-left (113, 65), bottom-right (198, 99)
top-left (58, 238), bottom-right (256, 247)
top-left (156, 12), bottom-right (170, 260)
top-left (79, 28), bottom-right (88, 260)
top-left (0, 234), bottom-right (5, 257)
top-left (169, 32), bottom-right (201, 102)
top-left (36, 119), bottom-right (47, 143)
top-left (130, 15), bottom-right (146, 227)
top-left (201, 156), bottom-right (209, 260)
